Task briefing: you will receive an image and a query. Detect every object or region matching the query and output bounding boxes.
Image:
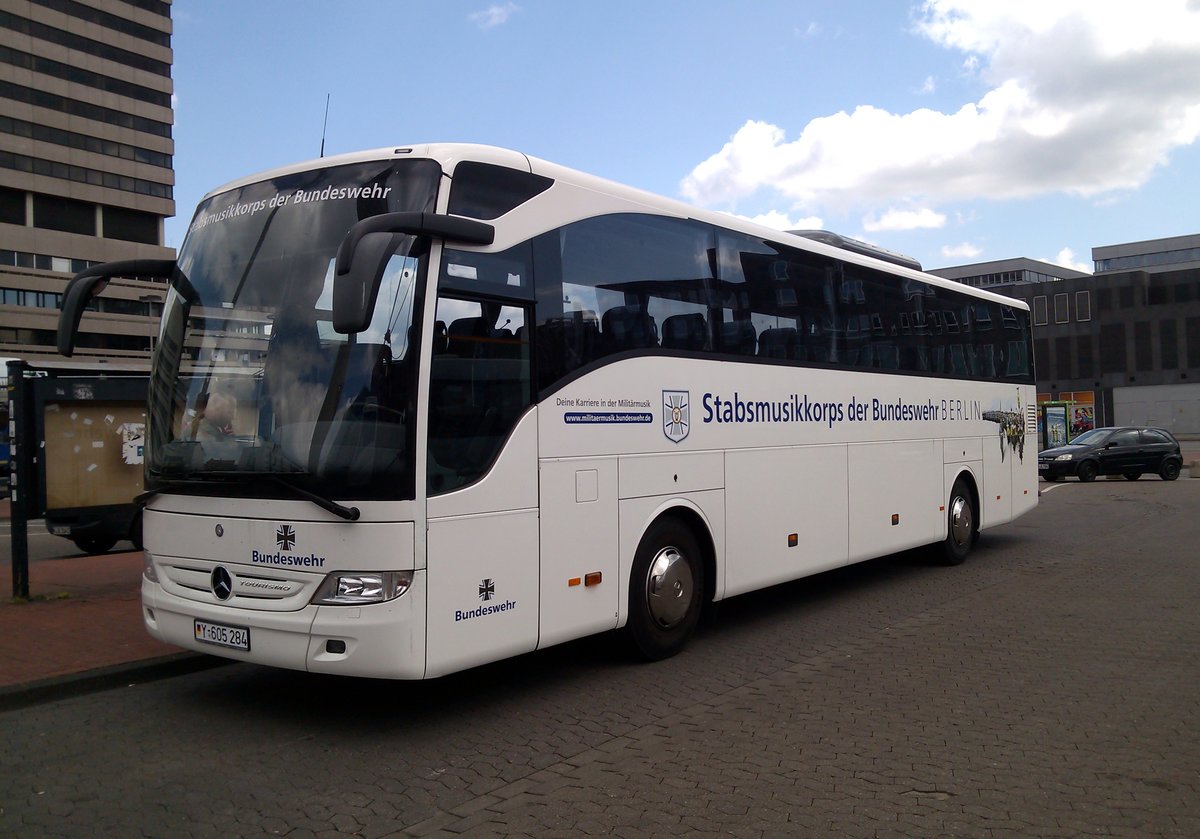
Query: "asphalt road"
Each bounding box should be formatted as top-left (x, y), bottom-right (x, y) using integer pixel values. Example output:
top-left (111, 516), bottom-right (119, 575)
top-left (2, 478), bottom-right (1198, 838)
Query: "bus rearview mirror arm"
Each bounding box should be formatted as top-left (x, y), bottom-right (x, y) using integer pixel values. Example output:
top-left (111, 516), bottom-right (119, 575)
top-left (332, 212), bottom-right (494, 334)
top-left (57, 259), bottom-right (176, 357)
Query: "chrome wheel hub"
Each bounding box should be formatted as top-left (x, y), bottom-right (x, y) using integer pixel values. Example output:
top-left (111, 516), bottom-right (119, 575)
top-left (645, 546), bottom-right (693, 629)
top-left (949, 496), bottom-right (972, 548)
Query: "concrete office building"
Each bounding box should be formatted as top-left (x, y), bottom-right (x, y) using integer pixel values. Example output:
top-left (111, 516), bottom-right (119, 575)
top-left (931, 235), bottom-right (1200, 437)
top-left (0, 0), bottom-right (174, 363)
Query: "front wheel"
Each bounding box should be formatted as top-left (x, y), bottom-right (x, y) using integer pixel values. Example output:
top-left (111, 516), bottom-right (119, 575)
top-left (1160, 460), bottom-right (1181, 481)
top-left (1076, 461), bottom-right (1099, 482)
top-left (940, 478), bottom-right (976, 566)
top-left (625, 517), bottom-right (705, 661)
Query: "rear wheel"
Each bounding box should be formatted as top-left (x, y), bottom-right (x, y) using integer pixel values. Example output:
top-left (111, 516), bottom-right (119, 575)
top-left (625, 517), bottom-right (705, 660)
top-left (1076, 461), bottom-right (1099, 482)
top-left (940, 478), bottom-right (976, 566)
top-left (1159, 460), bottom-right (1181, 481)
top-left (1122, 471), bottom-right (1141, 481)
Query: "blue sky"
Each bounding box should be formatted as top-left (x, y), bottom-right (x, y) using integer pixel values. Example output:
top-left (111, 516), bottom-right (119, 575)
top-left (167, 1), bottom-right (1200, 273)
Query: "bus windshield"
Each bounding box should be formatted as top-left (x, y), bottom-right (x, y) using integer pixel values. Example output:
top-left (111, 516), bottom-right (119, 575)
top-left (148, 158), bottom-right (440, 502)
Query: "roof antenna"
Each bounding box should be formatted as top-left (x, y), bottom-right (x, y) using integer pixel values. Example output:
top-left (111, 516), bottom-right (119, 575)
top-left (319, 93), bottom-right (330, 158)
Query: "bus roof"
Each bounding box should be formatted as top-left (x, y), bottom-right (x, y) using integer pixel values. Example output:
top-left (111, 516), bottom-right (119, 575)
top-left (196, 143), bottom-right (1028, 312)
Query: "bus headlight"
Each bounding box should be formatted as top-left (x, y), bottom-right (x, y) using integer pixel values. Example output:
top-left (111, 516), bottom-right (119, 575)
top-left (312, 571), bottom-right (413, 605)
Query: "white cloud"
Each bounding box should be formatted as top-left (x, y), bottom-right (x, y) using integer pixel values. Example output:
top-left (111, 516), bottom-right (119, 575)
top-left (919, 75), bottom-right (937, 94)
top-left (863, 207), bottom-right (946, 232)
top-left (941, 242), bottom-right (983, 260)
top-left (682, 1), bottom-right (1200, 216)
top-left (734, 210), bottom-right (824, 231)
top-left (1047, 247), bottom-right (1092, 273)
top-left (468, 2), bottom-right (519, 29)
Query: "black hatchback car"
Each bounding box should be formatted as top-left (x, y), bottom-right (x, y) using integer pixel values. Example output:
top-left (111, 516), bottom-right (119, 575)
top-left (1038, 426), bottom-right (1183, 482)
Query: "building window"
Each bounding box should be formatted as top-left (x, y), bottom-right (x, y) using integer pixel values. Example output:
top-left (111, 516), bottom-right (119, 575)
top-left (32, 194), bottom-right (95, 235)
top-left (102, 206), bottom-right (159, 244)
top-left (1076, 334), bottom-right (1094, 379)
top-left (1187, 317), bottom-right (1200, 368)
top-left (1033, 295), bottom-right (1048, 325)
top-left (1055, 336), bottom-right (1073, 378)
top-left (0, 185), bottom-right (25, 224)
top-left (0, 151), bottom-right (172, 199)
top-left (1075, 290), bottom-right (1091, 322)
top-left (1161, 320), bottom-right (1178, 370)
top-left (1134, 321), bottom-right (1152, 372)
top-left (1054, 293), bottom-right (1069, 323)
top-left (1100, 323), bottom-right (1126, 371)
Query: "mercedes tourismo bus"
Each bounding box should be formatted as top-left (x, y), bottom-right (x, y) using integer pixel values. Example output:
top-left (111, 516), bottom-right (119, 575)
top-left (58, 144), bottom-right (1038, 679)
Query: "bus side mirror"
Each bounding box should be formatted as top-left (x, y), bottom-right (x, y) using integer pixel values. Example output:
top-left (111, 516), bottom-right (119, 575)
top-left (57, 259), bottom-right (176, 357)
top-left (333, 212), bottom-right (494, 334)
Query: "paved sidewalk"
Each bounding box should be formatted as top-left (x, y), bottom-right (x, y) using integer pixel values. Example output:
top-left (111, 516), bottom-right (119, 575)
top-left (2, 499), bottom-right (207, 708)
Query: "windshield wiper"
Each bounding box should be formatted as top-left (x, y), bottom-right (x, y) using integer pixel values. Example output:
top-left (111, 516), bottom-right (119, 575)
top-left (261, 474), bottom-right (361, 521)
top-left (138, 473), bottom-right (361, 522)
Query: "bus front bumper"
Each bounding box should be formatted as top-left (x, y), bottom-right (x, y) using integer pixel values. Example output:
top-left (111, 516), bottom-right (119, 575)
top-left (141, 571), bottom-right (428, 679)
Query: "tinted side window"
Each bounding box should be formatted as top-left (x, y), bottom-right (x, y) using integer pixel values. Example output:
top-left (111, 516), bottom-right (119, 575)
top-left (428, 295), bottom-right (532, 495)
top-left (1108, 430), bottom-right (1139, 447)
top-left (1140, 429), bottom-right (1173, 445)
top-left (448, 162), bottom-right (553, 220)
top-left (428, 245), bottom-right (535, 494)
top-left (532, 214), bottom-right (714, 393)
top-left (716, 231), bottom-right (840, 362)
top-left (441, 241), bottom-right (534, 299)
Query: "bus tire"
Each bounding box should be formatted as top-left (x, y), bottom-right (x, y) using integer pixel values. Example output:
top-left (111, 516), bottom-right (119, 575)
top-left (625, 516), bottom-right (705, 661)
top-left (940, 478), bottom-right (976, 566)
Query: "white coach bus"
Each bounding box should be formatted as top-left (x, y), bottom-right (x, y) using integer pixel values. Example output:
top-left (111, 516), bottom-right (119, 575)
top-left (58, 144), bottom-right (1037, 678)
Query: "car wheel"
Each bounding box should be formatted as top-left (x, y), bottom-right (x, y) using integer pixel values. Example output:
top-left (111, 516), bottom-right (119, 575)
top-left (73, 536), bottom-right (116, 554)
top-left (1076, 461), bottom-right (1099, 483)
top-left (625, 516), bottom-right (705, 661)
top-left (939, 478), bottom-right (976, 566)
top-left (1159, 460), bottom-right (1181, 481)
top-left (1122, 472), bottom-right (1141, 481)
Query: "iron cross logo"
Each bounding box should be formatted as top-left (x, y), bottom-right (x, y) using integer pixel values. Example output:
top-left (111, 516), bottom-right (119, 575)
top-left (276, 525), bottom-right (296, 551)
top-left (478, 579), bottom-right (495, 601)
top-left (663, 390), bottom-right (690, 443)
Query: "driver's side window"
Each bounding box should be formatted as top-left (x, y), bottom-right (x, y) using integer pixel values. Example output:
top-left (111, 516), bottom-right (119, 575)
top-left (1109, 430), bottom-right (1139, 447)
top-left (427, 293), bottom-right (532, 495)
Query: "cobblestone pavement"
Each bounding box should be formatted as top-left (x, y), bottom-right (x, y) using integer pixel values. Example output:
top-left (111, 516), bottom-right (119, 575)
top-left (2, 479), bottom-right (1197, 838)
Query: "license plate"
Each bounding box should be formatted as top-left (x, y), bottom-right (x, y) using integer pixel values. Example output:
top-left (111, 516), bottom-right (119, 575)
top-left (194, 619), bottom-right (251, 651)
top-left (50, 525), bottom-right (70, 535)
top-left (1037, 463), bottom-right (1048, 470)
